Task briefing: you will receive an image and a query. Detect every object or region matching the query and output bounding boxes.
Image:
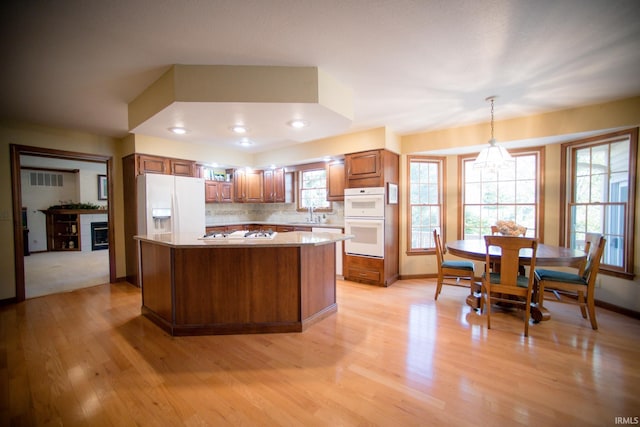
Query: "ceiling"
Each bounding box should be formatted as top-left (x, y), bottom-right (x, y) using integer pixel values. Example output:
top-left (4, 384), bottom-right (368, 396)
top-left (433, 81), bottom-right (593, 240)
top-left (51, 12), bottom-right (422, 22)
top-left (1, 0), bottom-right (639, 154)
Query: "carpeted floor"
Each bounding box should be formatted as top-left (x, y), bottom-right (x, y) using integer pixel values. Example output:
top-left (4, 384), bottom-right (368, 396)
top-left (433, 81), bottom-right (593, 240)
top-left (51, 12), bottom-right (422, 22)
top-left (24, 250), bottom-right (109, 298)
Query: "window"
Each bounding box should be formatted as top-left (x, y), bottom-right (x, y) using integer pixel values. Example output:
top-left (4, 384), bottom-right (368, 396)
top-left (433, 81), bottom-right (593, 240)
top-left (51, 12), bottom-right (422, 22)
top-left (461, 148), bottom-right (543, 240)
top-left (407, 156), bottom-right (444, 253)
top-left (298, 168), bottom-right (330, 211)
top-left (561, 128), bottom-right (637, 278)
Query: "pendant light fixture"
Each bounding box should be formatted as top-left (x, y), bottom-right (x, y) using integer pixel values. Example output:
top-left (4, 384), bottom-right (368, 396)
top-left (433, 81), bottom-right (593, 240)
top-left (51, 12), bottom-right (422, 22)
top-left (473, 96), bottom-right (514, 171)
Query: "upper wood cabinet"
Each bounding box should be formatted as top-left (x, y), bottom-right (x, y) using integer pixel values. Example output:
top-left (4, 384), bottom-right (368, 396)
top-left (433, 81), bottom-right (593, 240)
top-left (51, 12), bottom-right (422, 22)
top-left (170, 159), bottom-right (195, 176)
top-left (233, 169), bottom-right (246, 201)
top-left (264, 168), bottom-right (286, 203)
top-left (326, 161), bottom-right (345, 201)
top-left (137, 155), bottom-right (169, 175)
top-left (234, 169), bottom-right (264, 202)
top-left (246, 170), bottom-right (264, 202)
top-left (205, 181), bottom-right (233, 203)
top-left (136, 154), bottom-right (195, 177)
top-left (345, 149), bottom-right (383, 188)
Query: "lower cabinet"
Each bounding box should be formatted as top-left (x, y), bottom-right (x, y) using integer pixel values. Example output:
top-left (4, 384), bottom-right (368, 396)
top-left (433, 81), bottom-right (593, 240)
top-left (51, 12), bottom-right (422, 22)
top-left (313, 227), bottom-right (343, 276)
top-left (344, 254), bottom-right (398, 287)
top-left (345, 255), bottom-right (382, 285)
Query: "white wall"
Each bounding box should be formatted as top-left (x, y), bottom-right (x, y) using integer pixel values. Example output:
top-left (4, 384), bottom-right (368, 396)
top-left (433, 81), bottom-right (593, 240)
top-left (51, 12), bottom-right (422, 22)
top-left (79, 214), bottom-right (108, 252)
top-left (20, 156), bottom-right (107, 253)
top-left (20, 169), bottom-right (78, 252)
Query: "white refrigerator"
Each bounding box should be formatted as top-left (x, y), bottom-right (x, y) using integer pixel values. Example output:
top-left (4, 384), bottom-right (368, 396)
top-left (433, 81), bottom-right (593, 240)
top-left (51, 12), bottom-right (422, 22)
top-left (137, 174), bottom-right (205, 236)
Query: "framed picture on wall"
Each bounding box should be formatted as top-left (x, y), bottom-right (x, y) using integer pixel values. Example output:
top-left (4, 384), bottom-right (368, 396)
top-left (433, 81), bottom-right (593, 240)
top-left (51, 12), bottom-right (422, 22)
top-left (98, 175), bottom-right (108, 200)
top-left (388, 183), bottom-right (398, 204)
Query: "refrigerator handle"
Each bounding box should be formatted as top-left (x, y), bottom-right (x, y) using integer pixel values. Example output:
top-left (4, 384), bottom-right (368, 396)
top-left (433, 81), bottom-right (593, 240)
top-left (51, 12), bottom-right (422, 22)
top-left (172, 190), bottom-right (178, 234)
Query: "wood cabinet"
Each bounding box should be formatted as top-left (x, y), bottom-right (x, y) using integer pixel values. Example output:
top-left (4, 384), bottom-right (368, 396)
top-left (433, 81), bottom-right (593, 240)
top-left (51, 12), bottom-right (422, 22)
top-left (246, 170), bottom-right (264, 202)
top-left (205, 181), bottom-right (233, 203)
top-left (137, 154), bottom-right (169, 174)
top-left (326, 161), bottom-right (345, 201)
top-left (234, 169), bottom-right (264, 202)
top-left (345, 149), bottom-right (383, 188)
top-left (138, 239), bottom-right (337, 335)
top-left (45, 210), bottom-right (80, 251)
top-left (233, 169), bottom-right (246, 201)
top-left (264, 168), bottom-right (286, 203)
top-left (345, 256), bottom-right (383, 285)
top-left (170, 159), bottom-right (195, 176)
top-left (136, 154), bottom-right (195, 177)
top-left (343, 148), bottom-right (400, 287)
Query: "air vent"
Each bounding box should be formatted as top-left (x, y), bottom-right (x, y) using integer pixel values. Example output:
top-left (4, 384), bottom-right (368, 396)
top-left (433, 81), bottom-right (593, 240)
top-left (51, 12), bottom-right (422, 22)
top-left (30, 172), bottom-right (63, 187)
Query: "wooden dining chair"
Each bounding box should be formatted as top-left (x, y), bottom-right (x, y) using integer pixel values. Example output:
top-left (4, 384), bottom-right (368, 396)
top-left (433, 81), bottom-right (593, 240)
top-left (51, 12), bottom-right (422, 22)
top-left (481, 235), bottom-right (538, 336)
top-left (433, 229), bottom-right (475, 300)
top-left (490, 224), bottom-right (527, 275)
top-left (534, 236), bottom-right (606, 330)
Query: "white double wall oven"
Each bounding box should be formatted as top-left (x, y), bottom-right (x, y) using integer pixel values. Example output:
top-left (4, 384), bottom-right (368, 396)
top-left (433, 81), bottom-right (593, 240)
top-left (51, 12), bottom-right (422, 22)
top-left (344, 187), bottom-right (386, 258)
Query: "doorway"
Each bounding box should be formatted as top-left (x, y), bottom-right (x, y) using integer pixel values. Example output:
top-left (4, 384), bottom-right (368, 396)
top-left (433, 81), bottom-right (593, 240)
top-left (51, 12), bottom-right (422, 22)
top-left (10, 145), bottom-right (116, 302)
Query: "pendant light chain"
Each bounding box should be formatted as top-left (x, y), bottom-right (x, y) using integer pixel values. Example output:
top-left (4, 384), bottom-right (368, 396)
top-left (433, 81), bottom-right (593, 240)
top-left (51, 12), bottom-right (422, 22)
top-left (474, 95), bottom-right (514, 170)
top-left (490, 97), bottom-right (494, 141)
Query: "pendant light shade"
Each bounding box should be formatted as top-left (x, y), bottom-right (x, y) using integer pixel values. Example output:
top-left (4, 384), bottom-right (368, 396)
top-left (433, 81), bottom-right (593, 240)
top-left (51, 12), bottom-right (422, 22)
top-left (474, 96), bottom-right (514, 170)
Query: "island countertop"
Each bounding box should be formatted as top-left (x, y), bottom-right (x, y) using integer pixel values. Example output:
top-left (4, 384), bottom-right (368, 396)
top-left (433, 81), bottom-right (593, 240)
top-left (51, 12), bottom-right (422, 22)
top-left (134, 230), bottom-right (352, 248)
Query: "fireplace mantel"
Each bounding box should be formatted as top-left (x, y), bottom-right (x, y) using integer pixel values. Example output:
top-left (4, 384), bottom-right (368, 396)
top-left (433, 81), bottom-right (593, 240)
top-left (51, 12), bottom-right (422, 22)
top-left (42, 209), bottom-right (107, 215)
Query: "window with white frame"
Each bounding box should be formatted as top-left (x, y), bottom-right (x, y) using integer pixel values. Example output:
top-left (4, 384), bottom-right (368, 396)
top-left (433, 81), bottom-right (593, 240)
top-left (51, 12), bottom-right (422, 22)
top-left (407, 156), bottom-right (444, 253)
top-left (461, 149), bottom-right (543, 240)
top-left (562, 129), bottom-right (637, 277)
top-left (298, 168), bottom-right (330, 211)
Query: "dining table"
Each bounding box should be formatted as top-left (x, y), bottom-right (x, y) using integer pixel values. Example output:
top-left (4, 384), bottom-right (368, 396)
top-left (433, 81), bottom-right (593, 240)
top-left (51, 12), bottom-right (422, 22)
top-left (446, 239), bottom-right (587, 321)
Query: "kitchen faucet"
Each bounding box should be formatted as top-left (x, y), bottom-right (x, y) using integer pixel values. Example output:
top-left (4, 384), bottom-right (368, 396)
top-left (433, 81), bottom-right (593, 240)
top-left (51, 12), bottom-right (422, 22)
top-left (308, 205), bottom-right (315, 223)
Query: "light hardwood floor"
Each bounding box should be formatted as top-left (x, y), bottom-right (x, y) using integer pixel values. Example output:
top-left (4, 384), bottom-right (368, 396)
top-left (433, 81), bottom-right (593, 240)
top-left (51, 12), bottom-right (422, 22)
top-left (1, 279), bottom-right (639, 426)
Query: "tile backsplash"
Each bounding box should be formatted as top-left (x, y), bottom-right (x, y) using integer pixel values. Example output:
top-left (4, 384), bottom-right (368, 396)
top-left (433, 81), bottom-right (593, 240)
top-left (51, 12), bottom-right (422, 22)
top-left (205, 202), bottom-right (344, 225)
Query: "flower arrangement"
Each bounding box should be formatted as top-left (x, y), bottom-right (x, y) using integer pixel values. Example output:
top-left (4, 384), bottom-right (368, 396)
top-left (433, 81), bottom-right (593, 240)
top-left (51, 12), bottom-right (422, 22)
top-left (495, 220), bottom-right (526, 237)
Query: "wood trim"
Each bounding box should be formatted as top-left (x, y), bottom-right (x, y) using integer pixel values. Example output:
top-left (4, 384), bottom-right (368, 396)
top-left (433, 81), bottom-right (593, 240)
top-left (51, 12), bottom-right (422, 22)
top-left (9, 144), bottom-right (116, 302)
top-left (20, 166), bottom-right (80, 173)
top-left (405, 155), bottom-right (446, 254)
top-left (9, 145), bottom-right (24, 301)
top-left (457, 146), bottom-right (545, 241)
top-left (559, 128), bottom-right (638, 278)
top-left (595, 298), bottom-right (640, 320)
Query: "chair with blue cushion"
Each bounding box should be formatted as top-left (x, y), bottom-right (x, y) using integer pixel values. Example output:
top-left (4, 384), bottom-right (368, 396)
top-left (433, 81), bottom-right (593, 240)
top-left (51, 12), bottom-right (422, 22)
top-left (433, 229), bottom-right (475, 300)
top-left (534, 236), bottom-right (605, 330)
top-left (481, 235), bottom-right (538, 336)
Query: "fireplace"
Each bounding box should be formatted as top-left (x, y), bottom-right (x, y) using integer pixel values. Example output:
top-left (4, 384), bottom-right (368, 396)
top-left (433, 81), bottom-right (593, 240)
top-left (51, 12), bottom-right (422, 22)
top-left (91, 222), bottom-right (109, 251)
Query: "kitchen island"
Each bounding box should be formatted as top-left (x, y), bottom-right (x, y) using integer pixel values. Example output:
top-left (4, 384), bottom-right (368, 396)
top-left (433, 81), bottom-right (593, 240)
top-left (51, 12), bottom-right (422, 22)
top-left (135, 231), bottom-right (351, 336)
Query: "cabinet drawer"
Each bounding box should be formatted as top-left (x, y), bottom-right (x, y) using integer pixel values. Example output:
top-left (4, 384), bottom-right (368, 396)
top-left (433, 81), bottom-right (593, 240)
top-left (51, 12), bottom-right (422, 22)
top-left (347, 266), bottom-right (381, 283)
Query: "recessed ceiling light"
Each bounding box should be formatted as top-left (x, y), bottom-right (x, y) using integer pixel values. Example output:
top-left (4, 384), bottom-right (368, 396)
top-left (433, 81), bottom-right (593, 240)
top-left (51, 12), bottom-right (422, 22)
top-left (288, 119), bottom-right (308, 129)
top-left (231, 125), bottom-right (248, 134)
top-left (239, 137), bottom-right (253, 147)
top-left (169, 126), bottom-right (188, 135)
